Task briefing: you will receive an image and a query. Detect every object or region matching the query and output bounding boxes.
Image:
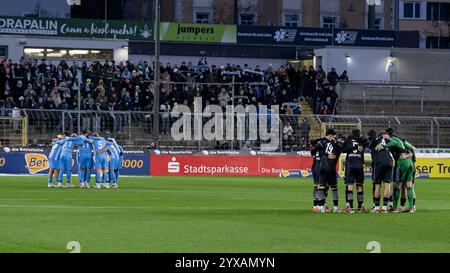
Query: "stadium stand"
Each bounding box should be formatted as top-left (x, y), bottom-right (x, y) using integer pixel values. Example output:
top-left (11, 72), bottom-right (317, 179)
top-left (1, 57), bottom-right (450, 149)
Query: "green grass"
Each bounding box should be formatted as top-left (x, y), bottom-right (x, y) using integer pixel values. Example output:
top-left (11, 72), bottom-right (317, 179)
top-left (0, 176), bottom-right (449, 253)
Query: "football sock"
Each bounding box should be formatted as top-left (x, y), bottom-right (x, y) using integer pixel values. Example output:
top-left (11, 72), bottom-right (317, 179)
top-left (96, 172), bottom-right (102, 184)
top-left (85, 170), bottom-right (91, 184)
top-left (78, 170), bottom-right (85, 183)
top-left (345, 187), bottom-right (349, 204)
top-left (407, 188), bottom-right (414, 209)
top-left (104, 172), bottom-right (110, 184)
top-left (313, 188), bottom-right (318, 206)
top-left (400, 198), bottom-right (407, 207)
top-left (374, 197), bottom-right (380, 207)
top-left (393, 188), bottom-right (400, 208)
top-left (413, 198), bottom-right (416, 207)
top-left (332, 188), bottom-right (339, 207)
top-left (57, 170), bottom-right (64, 183)
top-left (347, 190), bottom-right (354, 209)
top-left (382, 197), bottom-right (389, 207)
top-left (372, 184), bottom-right (376, 204)
top-left (317, 189), bottom-right (326, 206)
top-left (357, 191), bottom-right (364, 209)
top-left (48, 176), bottom-right (52, 184)
top-left (66, 171), bottom-right (71, 184)
top-left (115, 170), bottom-right (119, 181)
top-left (110, 171), bottom-right (117, 184)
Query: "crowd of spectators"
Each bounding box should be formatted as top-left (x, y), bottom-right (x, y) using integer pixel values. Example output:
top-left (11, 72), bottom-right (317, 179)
top-left (0, 57), bottom-right (347, 117)
top-left (0, 57), bottom-right (348, 150)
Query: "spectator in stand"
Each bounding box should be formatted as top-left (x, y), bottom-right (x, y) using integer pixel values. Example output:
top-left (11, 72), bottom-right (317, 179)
top-left (299, 118), bottom-right (310, 147)
top-left (286, 63), bottom-right (297, 94)
top-left (282, 122), bottom-right (294, 151)
top-left (297, 66), bottom-right (307, 100)
top-left (340, 70), bottom-right (349, 82)
top-left (95, 88), bottom-right (108, 110)
top-left (83, 93), bottom-right (95, 110)
top-left (217, 88), bottom-right (231, 108)
top-left (12, 106), bottom-right (21, 131)
top-left (305, 66), bottom-right (317, 100)
top-left (327, 67), bottom-right (340, 87)
top-left (321, 97), bottom-right (334, 115)
top-left (0, 100), bottom-right (6, 116)
top-left (317, 65), bottom-right (326, 80)
top-left (121, 91), bottom-right (132, 111)
top-left (160, 101), bottom-right (171, 134)
top-left (0, 57), bottom-right (341, 119)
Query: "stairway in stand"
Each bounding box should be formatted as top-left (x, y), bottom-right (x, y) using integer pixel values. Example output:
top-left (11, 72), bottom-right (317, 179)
top-left (300, 100), bottom-right (322, 142)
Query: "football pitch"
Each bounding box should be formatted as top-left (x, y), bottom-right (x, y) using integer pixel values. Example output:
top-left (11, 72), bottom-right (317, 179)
top-left (0, 175), bottom-right (449, 253)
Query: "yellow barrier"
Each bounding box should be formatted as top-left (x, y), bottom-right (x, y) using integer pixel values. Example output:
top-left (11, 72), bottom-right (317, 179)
top-left (415, 158), bottom-right (450, 178)
top-left (339, 155), bottom-right (450, 179)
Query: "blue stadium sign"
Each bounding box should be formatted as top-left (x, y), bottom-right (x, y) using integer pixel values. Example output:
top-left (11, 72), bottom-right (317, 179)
top-left (237, 26), bottom-right (419, 48)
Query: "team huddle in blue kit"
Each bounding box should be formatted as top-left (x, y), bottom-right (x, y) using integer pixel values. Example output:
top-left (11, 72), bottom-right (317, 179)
top-left (47, 131), bottom-right (123, 189)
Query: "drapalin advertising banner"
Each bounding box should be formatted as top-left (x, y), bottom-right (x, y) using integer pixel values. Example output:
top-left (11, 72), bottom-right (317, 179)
top-left (160, 22), bottom-right (237, 43)
top-left (0, 152), bottom-right (149, 175)
top-left (237, 25), bottom-right (419, 48)
top-left (150, 155), bottom-right (313, 176)
top-left (0, 16), bottom-right (153, 40)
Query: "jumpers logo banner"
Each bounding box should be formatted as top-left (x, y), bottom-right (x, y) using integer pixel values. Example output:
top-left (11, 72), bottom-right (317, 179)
top-left (160, 22), bottom-right (237, 43)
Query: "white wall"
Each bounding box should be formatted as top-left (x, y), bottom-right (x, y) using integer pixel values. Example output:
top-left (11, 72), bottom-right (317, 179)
top-left (320, 0), bottom-right (339, 13)
top-left (0, 35), bottom-right (128, 62)
top-left (193, 0), bottom-right (213, 7)
top-left (114, 48), bottom-right (129, 63)
top-left (314, 47), bottom-right (392, 81)
top-left (129, 54), bottom-right (288, 69)
top-left (0, 0), bottom-right (70, 18)
top-left (283, 0), bottom-right (302, 10)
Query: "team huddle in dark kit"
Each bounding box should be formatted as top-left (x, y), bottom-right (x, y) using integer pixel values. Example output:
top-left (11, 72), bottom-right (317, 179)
top-left (310, 127), bottom-right (417, 214)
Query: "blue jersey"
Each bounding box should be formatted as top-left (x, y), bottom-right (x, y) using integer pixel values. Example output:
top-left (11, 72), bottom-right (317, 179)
top-left (49, 141), bottom-right (63, 162)
top-left (110, 138), bottom-right (123, 157)
top-left (78, 139), bottom-right (93, 158)
top-left (77, 137), bottom-right (93, 169)
top-left (90, 137), bottom-right (108, 157)
top-left (56, 136), bottom-right (89, 175)
top-left (106, 141), bottom-right (120, 169)
top-left (106, 141), bottom-right (120, 161)
top-left (90, 136), bottom-right (108, 169)
top-left (49, 140), bottom-right (64, 169)
top-left (110, 138), bottom-right (123, 169)
top-left (57, 136), bottom-right (89, 158)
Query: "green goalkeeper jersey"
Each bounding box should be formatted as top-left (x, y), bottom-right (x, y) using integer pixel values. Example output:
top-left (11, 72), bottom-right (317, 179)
top-left (385, 136), bottom-right (415, 164)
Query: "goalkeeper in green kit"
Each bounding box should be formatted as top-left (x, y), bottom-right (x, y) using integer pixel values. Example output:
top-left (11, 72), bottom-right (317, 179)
top-left (376, 129), bottom-right (415, 213)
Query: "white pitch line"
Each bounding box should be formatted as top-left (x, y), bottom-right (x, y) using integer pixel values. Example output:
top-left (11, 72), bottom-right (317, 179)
top-left (0, 204), bottom-right (288, 210)
top-left (0, 198), bottom-right (162, 201)
top-left (0, 199), bottom-right (51, 201)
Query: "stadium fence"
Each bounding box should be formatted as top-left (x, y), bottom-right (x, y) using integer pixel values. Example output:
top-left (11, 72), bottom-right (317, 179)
top-left (1, 109), bottom-right (450, 150)
top-left (338, 81), bottom-right (450, 116)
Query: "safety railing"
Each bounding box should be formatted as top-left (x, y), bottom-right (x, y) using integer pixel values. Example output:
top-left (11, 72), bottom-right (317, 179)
top-left (1, 108), bottom-right (450, 150)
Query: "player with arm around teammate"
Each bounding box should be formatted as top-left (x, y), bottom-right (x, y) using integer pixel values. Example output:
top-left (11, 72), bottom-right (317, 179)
top-left (343, 129), bottom-right (368, 214)
top-left (56, 134), bottom-right (92, 188)
top-left (315, 128), bottom-right (343, 213)
top-left (108, 138), bottom-right (123, 185)
top-left (368, 131), bottom-right (393, 213)
top-left (376, 131), bottom-right (415, 213)
top-left (105, 139), bottom-right (120, 189)
top-left (89, 133), bottom-right (109, 189)
top-left (47, 132), bottom-right (70, 188)
top-left (311, 137), bottom-right (326, 212)
top-left (77, 130), bottom-right (94, 189)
